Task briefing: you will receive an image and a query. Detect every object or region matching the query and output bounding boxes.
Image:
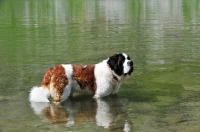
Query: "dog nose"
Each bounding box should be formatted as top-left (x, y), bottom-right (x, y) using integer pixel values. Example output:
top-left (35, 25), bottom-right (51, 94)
top-left (128, 61), bottom-right (133, 66)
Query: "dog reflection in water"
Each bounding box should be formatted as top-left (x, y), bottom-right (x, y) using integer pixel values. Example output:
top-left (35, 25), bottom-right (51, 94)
top-left (30, 95), bottom-right (132, 131)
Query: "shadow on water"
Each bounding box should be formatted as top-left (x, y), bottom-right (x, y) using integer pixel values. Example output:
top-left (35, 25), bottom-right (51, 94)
top-left (30, 95), bottom-right (133, 131)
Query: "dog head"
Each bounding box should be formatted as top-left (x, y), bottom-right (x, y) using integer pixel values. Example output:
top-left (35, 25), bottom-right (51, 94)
top-left (107, 53), bottom-right (134, 76)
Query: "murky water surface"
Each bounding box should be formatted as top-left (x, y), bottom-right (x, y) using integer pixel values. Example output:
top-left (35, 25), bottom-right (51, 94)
top-left (0, 0), bottom-right (200, 131)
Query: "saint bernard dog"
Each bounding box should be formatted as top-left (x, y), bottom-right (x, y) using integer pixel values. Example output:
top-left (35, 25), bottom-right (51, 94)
top-left (29, 53), bottom-right (134, 103)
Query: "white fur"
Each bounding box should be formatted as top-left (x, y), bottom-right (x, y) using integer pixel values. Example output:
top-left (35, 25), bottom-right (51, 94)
top-left (61, 64), bottom-right (73, 102)
top-left (29, 86), bottom-right (50, 102)
top-left (123, 59), bottom-right (132, 74)
top-left (122, 53), bottom-right (128, 58)
top-left (94, 60), bottom-right (121, 98)
top-left (122, 53), bottom-right (132, 74)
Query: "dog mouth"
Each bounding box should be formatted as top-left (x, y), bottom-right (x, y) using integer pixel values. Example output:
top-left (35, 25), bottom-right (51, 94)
top-left (125, 66), bottom-right (134, 76)
top-left (123, 61), bottom-right (134, 76)
top-left (124, 73), bottom-right (128, 76)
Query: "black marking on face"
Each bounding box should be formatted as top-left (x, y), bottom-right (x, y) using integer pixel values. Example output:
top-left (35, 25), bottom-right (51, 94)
top-left (107, 53), bottom-right (126, 76)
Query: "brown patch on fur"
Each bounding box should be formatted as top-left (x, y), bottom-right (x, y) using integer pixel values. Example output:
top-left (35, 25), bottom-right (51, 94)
top-left (41, 65), bottom-right (68, 102)
top-left (72, 65), bottom-right (96, 93)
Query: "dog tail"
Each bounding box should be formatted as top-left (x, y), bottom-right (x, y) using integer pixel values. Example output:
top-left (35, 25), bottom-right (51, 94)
top-left (29, 86), bottom-right (50, 102)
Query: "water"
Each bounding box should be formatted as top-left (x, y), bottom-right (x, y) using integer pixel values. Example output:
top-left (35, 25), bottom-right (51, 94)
top-left (0, 0), bottom-right (200, 131)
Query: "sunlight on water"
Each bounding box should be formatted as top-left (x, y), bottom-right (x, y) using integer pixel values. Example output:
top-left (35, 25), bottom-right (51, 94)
top-left (0, 0), bottom-right (200, 131)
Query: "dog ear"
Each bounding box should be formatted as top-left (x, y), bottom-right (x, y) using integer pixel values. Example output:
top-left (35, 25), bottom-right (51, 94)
top-left (107, 54), bottom-right (118, 69)
top-left (107, 54), bottom-right (123, 76)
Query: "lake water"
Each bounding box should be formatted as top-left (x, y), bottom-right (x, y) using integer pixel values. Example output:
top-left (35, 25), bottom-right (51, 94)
top-left (0, 0), bottom-right (200, 131)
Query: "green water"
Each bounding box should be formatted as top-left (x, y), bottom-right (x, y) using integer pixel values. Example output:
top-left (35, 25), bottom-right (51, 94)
top-left (0, 0), bottom-right (200, 131)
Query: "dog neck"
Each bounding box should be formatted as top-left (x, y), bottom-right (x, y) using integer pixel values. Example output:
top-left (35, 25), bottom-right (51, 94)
top-left (107, 64), bottom-right (120, 82)
top-left (112, 73), bottom-right (119, 82)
